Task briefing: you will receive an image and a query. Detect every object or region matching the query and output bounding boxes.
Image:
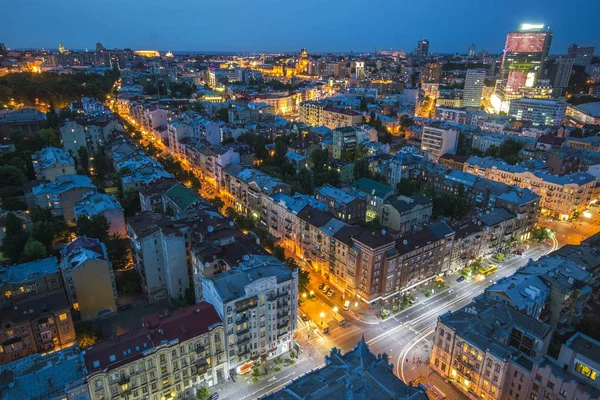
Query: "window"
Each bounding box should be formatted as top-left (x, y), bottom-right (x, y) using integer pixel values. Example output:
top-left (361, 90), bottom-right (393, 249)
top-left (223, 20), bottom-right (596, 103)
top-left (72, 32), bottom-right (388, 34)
top-left (575, 361), bottom-right (598, 381)
top-left (59, 313), bottom-right (67, 321)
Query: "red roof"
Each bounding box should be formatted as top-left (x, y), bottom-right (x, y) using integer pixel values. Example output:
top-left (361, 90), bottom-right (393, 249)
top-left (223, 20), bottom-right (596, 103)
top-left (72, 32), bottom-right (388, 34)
top-left (83, 302), bottom-right (222, 373)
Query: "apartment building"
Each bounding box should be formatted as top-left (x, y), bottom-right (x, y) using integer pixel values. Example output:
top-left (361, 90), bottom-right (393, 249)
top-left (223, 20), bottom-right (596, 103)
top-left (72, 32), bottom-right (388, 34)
top-left (223, 165), bottom-right (291, 216)
top-left (31, 146), bottom-right (76, 182)
top-left (32, 174), bottom-right (97, 224)
top-left (0, 346), bottom-right (89, 400)
top-left (351, 177), bottom-right (394, 221)
top-left (464, 156), bottom-right (596, 219)
top-left (0, 257), bottom-right (62, 301)
top-left (421, 123), bottom-right (459, 162)
top-left (315, 184), bottom-right (367, 224)
top-left (0, 289), bottom-right (76, 365)
top-left (331, 126), bottom-right (368, 159)
top-left (74, 192), bottom-right (127, 236)
top-left (84, 303), bottom-right (226, 400)
top-left (138, 178), bottom-right (179, 212)
top-left (299, 101), bottom-right (325, 126)
top-left (380, 194), bottom-right (433, 234)
top-left (59, 236), bottom-right (118, 321)
top-left (484, 274), bottom-right (548, 319)
top-left (431, 299), bottom-right (552, 400)
top-left (508, 98), bottom-right (567, 126)
top-left (59, 116), bottom-right (123, 157)
top-left (202, 255), bottom-right (298, 375)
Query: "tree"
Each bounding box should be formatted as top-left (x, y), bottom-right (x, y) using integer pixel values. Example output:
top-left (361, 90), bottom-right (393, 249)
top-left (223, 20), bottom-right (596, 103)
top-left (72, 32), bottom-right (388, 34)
top-left (30, 221), bottom-right (56, 253)
top-left (75, 321), bottom-right (101, 349)
top-left (76, 215), bottom-right (110, 241)
top-left (121, 189), bottom-right (141, 217)
top-left (1, 196), bottom-right (27, 211)
top-left (273, 246), bottom-right (286, 261)
top-left (211, 196), bottom-right (225, 210)
top-left (283, 257), bottom-right (309, 294)
top-left (0, 165), bottom-right (25, 188)
top-left (196, 386), bottom-right (211, 400)
top-left (396, 178), bottom-right (421, 196)
top-left (531, 227), bottom-right (553, 243)
top-left (359, 97), bottom-right (368, 112)
top-left (115, 269), bottom-right (142, 294)
top-left (310, 148), bottom-right (328, 171)
top-left (106, 234), bottom-right (130, 271)
top-left (38, 128), bottom-right (60, 147)
top-left (353, 159), bottom-right (372, 181)
top-left (92, 147), bottom-right (110, 184)
top-left (78, 147), bottom-right (89, 173)
top-left (215, 107), bottom-right (229, 122)
top-left (2, 212), bottom-right (28, 262)
top-left (22, 240), bottom-right (47, 262)
top-left (579, 315), bottom-right (600, 342)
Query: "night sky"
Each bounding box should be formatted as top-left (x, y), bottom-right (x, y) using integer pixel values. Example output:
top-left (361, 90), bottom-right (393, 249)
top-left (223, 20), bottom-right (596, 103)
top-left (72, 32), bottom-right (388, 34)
top-left (2, 0), bottom-right (598, 54)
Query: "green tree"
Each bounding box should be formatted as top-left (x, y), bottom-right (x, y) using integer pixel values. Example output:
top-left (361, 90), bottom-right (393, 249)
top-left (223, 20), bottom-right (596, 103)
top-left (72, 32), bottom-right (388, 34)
top-left (106, 234), bottom-right (130, 271)
top-left (2, 213), bottom-right (29, 262)
top-left (353, 159), bottom-right (372, 181)
top-left (115, 269), bottom-right (142, 294)
top-left (38, 128), bottom-right (60, 147)
top-left (0, 165), bottom-right (26, 188)
top-left (30, 220), bottom-right (56, 253)
top-left (78, 147), bottom-right (89, 173)
top-left (273, 246), bottom-right (286, 261)
top-left (92, 147), bottom-right (110, 184)
top-left (310, 148), bottom-right (329, 171)
top-left (216, 107), bottom-right (230, 122)
top-left (76, 215), bottom-right (111, 241)
top-left (359, 97), bottom-right (368, 112)
top-left (120, 188), bottom-right (141, 217)
top-left (1, 196), bottom-right (27, 211)
top-left (75, 321), bottom-right (101, 349)
top-left (211, 196), bottom-right (225, 210)
top-left (196, 386), bottom-right (211, 400)
top-left (22, 240), bottom-right (47, 262)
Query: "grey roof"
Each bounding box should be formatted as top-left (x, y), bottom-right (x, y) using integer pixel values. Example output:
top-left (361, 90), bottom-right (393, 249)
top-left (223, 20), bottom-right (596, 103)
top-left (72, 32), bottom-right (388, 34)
top-left (260, 338), bottom-right (427, 400)
top-left (479, 208), bottom-right (515, 227)
top-left (387, 195), bottom-right (432, 214)
top-left (0, 257), bottom-right (59, 285)
top-left (207, 255), bottom-right (294, 303)
top-left (575, 102), bottom-right (600, 118)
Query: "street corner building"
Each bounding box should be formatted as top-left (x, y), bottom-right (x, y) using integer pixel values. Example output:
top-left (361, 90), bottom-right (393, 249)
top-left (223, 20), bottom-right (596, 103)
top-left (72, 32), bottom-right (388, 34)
top-left (260, 337), bottom-right (428, 400)
top-left (83, 302), bottom-right (226, 400)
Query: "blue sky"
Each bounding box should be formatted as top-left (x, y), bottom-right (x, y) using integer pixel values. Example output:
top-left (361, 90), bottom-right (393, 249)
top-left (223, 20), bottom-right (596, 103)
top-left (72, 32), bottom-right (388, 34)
top-left (1, 0), bottom-right (598, 54)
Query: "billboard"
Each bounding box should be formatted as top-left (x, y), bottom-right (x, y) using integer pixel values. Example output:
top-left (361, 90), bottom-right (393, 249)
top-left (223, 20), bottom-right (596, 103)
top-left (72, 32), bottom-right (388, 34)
top-left (505, 32), bottom-right (546, 53)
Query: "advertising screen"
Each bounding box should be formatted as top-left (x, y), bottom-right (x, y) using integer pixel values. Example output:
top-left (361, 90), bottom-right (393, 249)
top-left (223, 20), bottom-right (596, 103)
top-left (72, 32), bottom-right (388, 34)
top-left (505, 33), bottom-right (546, 53)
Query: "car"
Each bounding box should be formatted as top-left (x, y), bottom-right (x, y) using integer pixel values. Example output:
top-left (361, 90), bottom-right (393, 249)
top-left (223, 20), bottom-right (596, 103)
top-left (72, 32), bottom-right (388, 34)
top-left (327, 289), bottom-right (334, 297)
top-left (117, 304), bottom-right (133, 312)
top-left (456, 276), bottom-right (465, 282)
top-left (322, 285), bottom-right (329, 293)
top-left (300, 315), bottom-right (309, 322)
top-left (318, 283), bottom-right (325, 290)
top-left (343, 300), bottom-right (351, 311)
top-left (209, 393), bottom-right (219, 400)
top-left (512, 248), bottom-right (525, 255)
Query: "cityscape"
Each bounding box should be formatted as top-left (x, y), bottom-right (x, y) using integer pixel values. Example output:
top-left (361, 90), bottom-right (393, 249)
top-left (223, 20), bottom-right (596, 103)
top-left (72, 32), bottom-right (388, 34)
top-left (1, 5), bottom-right (600, 400)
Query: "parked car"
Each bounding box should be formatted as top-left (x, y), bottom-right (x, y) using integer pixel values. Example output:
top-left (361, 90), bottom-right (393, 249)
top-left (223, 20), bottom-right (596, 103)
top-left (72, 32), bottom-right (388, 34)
top-left (318, 283), bottom-right (325, 290)
top-left (512, 248), bottom-right (525, 255)
top-left (322, 285), bottom-right (329, 293)
top-left (343, 300), bottom-right (351, 311)
top-left (327, 289), bottom-right (334, 297)
top-left (209, 393), bottom-right (219, 400)
top-left (456, 276), bottom-right (465, 282)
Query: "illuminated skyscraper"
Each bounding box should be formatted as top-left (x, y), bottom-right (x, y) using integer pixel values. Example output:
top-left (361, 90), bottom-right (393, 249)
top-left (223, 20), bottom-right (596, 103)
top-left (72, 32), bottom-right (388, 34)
top-left (468, 43), bottom-right (476, 58)
top-left (500, 24), bottom-right (552, 96)
top-left (416, 39), bottom-right (429, 58)
top-left (567, 43), bottom-right (595, 72)
top-left (463, 69), bottom-right (486, 108)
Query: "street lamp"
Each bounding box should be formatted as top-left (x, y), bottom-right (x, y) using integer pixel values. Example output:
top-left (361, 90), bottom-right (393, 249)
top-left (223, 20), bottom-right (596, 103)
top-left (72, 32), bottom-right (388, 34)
top-left (309, 290), bottom-right (314, 297)
top-left (320, 312), bottom-right (325, 325)
top-left (302, 293), bottom-right (307, 299)
top-left (333, 306), bottom-right (338, 317)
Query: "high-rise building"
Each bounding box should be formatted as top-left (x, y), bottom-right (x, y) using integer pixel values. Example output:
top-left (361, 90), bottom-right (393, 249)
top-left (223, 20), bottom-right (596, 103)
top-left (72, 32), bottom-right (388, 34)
top-left (421, 123), bottom-right (459, 162)
top-left (499, 24), bottom-right (552, 97)
top-left (548, 57), bottom-right (575, 97)
top-left (567, 43), bottom-right (595, 71)
top-left (421, 62), bottom-right (442, 83)
top-left (468, 43), bottom-right (476, 57)
top-left (463, 69), bottom-right (486, 107)
top-left (416, 39), bottom-right (429, 58)
top-left (508, 98), bottom-right (567, 126)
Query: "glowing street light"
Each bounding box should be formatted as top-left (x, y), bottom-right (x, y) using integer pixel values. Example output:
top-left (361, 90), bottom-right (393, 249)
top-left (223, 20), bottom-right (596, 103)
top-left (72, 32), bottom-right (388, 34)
top-left (309, 290), bottom-right (314, 297)
top-left (302, 293), bottom-right (307, 299)
top-left (333, 306), bottom-right (338, 317)
top-left (320, 312), bottom-right (325, 325)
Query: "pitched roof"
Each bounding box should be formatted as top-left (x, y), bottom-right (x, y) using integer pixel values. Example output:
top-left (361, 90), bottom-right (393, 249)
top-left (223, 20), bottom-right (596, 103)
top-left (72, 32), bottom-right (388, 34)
top-left (84, 302), bottom-right (222, 373)
top-left (164, 184), bottom-right (203, 211)
top-left (351, 178), bottom-right (393, 199)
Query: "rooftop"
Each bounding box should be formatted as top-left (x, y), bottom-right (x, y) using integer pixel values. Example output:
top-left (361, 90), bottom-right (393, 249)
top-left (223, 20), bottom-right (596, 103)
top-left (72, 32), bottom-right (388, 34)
top-left (74, 192), bottom-right (123, 218)
top-left (316, 185), bottom-right (363, 204)
top-left (32, 174), bottom-right (96, 196)
top-left (0, 257), bottom-right (59, 285)
top-left (32, 147), bottom-right (75, 172)
top-left (260, 338), bottom-right (427, 400)
top-left (83, 302), bottom-right (222, 373)
top-left (574, 102), bottom-right (600, 118)
top-left (164, 184), bottom-right (204, 211)
top-left (351, 178), bottom-right (394, 199)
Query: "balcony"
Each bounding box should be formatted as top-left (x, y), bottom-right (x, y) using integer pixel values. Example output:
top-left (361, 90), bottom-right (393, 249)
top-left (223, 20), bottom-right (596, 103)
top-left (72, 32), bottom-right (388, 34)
top-left (277, 320), bottom-right (289, 329)
top-left (237, 326), bottom-right (250, 335)
top-left (195, 345), bottom-right (205, 354)
top-left (236, 315), bottom-right (248, 325)
top-left (235, 302), bottom-right (258, 313)
top-left (237, 335), bottom-right (250, 345)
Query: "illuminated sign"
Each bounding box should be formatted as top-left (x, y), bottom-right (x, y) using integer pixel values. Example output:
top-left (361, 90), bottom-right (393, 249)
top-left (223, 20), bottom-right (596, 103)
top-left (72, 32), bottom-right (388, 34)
top-left (505, 33), bottom-right (547, 53)
top-left (520, 23), bottom-right (544, 31)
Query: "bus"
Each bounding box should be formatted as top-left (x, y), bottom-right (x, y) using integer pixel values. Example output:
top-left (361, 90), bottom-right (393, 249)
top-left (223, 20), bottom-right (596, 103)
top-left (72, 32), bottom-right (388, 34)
top-left (479, 264), bottom-right (498, 277)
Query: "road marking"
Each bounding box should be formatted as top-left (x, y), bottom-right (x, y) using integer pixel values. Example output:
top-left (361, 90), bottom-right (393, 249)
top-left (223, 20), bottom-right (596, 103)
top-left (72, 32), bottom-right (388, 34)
top-left (239, 371), bottom-right (297, 399)
top-left (397, 328), bottom-right (435, 382)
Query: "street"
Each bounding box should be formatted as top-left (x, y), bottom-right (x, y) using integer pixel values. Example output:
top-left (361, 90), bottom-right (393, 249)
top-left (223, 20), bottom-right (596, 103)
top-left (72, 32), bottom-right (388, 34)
top-left (540, 207), bottom-right (600, 246)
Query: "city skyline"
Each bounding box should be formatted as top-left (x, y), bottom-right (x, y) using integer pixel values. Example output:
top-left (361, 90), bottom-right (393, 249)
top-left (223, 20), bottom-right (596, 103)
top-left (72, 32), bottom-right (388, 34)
top-left (1, 0), bottom-right (599, 54)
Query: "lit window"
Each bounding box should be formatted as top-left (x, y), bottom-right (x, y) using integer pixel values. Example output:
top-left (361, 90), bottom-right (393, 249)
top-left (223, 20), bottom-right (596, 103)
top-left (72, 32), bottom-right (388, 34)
top-left (59, 313), bottom-right (67, 321)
